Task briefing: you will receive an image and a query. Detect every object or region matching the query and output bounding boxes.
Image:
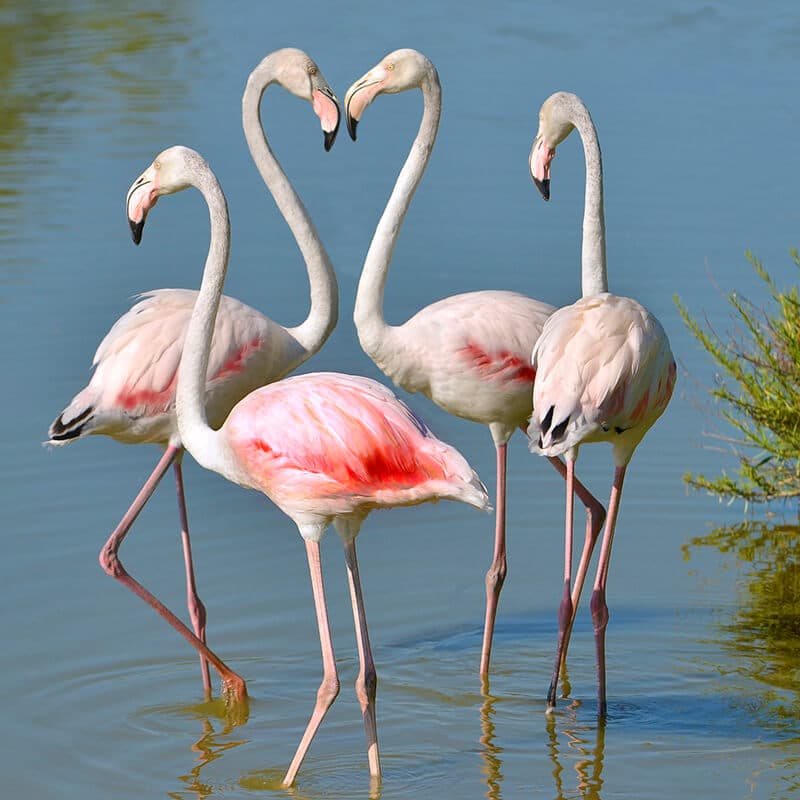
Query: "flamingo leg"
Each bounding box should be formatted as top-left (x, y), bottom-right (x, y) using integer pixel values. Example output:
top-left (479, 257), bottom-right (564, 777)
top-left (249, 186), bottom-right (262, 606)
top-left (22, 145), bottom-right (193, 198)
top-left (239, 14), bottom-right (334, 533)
top-left (546, 457), bottom-right (576, 712)
top-left (173, 455), bottom-right (212, 698)
top-left (343, 538), bottom-right (381, 780)
top-left (283, 539), bottom-right (340, 787)
top-left (98, 444), bottom-right (246, 703)
top-left (480, 441), bottom-right (508, 678)
top-left (590, 464), bottom-right (627, 717)
top-left (546, 455), bottom-right (606, 678)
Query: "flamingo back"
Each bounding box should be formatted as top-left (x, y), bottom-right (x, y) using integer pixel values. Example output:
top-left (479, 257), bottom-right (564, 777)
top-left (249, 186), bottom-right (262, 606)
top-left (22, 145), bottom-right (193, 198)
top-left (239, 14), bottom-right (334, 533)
top-left (223, 372), bottom-right (490, 527)
top-left (48, 289), bottom-right (301, 446)
top-left (529, 293), bottom-right (676, 465)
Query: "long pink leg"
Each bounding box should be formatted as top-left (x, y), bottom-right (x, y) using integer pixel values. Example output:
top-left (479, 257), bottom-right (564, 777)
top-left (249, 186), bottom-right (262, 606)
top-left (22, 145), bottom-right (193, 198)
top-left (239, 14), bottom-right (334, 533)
top-left (590, 465), bottom-right (627, 717)
top-left (546, 455), bottom-right (606, 675)
top-left (343, 537), bottom-right (381, 780)
top-left (173, 455), bottom-right (212, 698)
top-left (98, 444), bottom-right (246, 702)
top-left (283, 539), bottom-right (340, 787)
top-left (480, 442), bottom-right (508, 678)
top-left (546, 457), bottom-right (576, 712)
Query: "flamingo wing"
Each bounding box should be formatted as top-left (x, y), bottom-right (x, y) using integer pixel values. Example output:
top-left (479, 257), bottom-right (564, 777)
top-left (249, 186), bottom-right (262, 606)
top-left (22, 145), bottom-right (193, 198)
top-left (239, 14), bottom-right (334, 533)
top-left (374, 290), bottom-right (553, 425)
top-left (224, 372), bottom-right (490, 516)
top-left (49, 289), bottom-right (277, 444)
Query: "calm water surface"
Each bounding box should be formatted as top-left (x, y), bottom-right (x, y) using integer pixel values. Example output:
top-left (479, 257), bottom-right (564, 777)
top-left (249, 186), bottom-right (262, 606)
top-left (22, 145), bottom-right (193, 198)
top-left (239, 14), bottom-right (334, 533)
top-left (2, 1), bottom-right (800, 798)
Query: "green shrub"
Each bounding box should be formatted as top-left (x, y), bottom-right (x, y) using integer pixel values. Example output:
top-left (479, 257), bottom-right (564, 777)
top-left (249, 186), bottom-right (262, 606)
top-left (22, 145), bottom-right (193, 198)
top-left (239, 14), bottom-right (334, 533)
top-left (675, 249), bottom-right (800, 504)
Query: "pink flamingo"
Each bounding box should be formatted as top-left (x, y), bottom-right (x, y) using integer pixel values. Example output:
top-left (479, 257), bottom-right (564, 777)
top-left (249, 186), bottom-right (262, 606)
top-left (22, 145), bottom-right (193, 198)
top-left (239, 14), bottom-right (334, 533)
top-left (527, 91), bottom-right (676, 716)
top-left (126, 144), bottom-right (490, 785)
top-left (47, 49), bottom-right (340, 701)
top-left (344, 49), bottom-right (606, 678)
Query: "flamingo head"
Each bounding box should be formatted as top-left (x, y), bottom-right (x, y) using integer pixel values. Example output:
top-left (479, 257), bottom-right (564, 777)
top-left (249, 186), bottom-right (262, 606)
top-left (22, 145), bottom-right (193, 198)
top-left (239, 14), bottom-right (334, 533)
top-left (529, 92), bottom-right (580, 201)
top-left (250, 48), bottom-right (340, 151)
top-left (344, 48), bottom-right (436, 140)
top-left (125, 146), bottom-right (206, 244)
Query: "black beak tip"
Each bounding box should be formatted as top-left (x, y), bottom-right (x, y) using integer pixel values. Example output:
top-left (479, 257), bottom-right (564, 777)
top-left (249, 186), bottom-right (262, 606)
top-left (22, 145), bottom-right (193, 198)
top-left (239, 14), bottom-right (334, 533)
top-left (533, 177), bottom-right (551, 202)
top-left (129, 218), bottom-right (144, 245)
top-left (346, 115), bottom-right (358, 142)
top-left (324, 120), bottom-right (340, 152)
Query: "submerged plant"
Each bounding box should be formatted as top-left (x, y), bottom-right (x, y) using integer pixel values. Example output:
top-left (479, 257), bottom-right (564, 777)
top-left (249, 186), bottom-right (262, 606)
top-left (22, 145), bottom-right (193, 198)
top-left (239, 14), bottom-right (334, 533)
top-left (675, 249), bottom-right (800, 505)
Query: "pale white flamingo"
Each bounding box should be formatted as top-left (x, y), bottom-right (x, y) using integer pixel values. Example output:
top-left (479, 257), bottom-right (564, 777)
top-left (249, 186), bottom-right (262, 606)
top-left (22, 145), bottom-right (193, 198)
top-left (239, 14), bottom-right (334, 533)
top-left (527, 91), bottom-right (677, 716)
top-left (126, 144), bottom-right (490, 785)
top-left (47, 48), bottom-right (340, 702)
top-left (344, 49), bottom-right (606, 678)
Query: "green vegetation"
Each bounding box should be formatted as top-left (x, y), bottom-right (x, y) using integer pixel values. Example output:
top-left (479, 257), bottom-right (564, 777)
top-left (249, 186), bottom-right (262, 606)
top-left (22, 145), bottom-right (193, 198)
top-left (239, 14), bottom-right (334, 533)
top-left (675, 249), bottom-right (800, 504)
top-left (684, 520), bottom-right (800, 730)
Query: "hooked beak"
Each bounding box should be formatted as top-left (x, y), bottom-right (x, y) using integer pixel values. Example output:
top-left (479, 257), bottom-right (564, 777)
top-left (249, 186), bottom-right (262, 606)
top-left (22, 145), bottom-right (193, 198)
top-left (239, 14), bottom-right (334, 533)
top-left (312, 85), bottom-right (341, 152)
top-left (529, 133), bottom-right (555, 201)
top-left (125, 171), bottom-right (159, 245)
top-left (344, 69), bottom-right (388, 141)
top-left (129, 216), bottom-right (145, 245)
top-left (346, 106), bottom-right (358, 141)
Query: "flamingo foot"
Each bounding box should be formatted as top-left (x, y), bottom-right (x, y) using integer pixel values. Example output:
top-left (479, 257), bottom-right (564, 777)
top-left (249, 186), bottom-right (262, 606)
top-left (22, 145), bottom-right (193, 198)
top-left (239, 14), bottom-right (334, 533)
top-left (222, 673), bottom-right (248, 700)
top-left (220, 675), bottom-right (250, 725)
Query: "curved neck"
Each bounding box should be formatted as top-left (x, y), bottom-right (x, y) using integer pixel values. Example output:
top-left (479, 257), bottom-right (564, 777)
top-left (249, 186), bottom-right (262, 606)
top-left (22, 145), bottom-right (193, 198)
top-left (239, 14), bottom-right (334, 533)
top-left (175, 167), bottom-right (231, 476)
top-left (571, 103), bottom-right (608, 297)
top-left (354, 70), bottom-right (441, 356)
top-left (242, 57), bottom-right (338, 354)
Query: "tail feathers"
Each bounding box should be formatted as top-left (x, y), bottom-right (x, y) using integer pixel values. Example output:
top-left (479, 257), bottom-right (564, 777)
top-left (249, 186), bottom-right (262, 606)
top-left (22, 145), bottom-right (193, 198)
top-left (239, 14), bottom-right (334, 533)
top-left (47, 405), bottom-right (95, 444)
top-left (527, 404), bottom-right (575, 457)
top-left (462, 471), bottom-right (492, 513)
top-left (436, 442), bottom-right (492, 512)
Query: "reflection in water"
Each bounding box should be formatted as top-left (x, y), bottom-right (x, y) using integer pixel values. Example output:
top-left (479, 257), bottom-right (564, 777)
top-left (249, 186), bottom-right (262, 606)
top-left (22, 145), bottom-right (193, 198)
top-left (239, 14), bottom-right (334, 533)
top-left (0, 2), bottom-right (193, 285)
top-left (546, 706), bottom-right (605, 800)
top-left (479, 686), bottom-right (504, 800)
top-left (686, 520), bottom-right (800, 796)
top-left (167, 710), bottom-right (248, 800)
top-left (238, 766), bottom-right (382, 799)
top-left (0, 2), bottom-right (192, 152)
top-left (686, 520), bottom-right (800, 727)
top-left (479, 685), bottom-right (605, 800)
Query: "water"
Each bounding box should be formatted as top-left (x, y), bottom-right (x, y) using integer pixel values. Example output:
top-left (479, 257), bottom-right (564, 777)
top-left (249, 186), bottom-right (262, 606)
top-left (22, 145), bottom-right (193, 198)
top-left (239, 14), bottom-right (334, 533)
top-left (2, 0), bottom-right (800, 797)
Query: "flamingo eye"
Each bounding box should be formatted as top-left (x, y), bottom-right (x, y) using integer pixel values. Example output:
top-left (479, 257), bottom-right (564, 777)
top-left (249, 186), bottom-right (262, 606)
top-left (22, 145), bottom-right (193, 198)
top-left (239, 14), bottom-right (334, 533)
top-left (154, 160), bottom-right (161, 170)
top-left (385, 62), bottom-right (395, 71)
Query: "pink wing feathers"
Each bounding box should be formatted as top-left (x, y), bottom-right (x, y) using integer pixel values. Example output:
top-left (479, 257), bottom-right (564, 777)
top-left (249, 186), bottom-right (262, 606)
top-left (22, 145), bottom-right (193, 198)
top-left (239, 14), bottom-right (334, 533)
top-left (224, 372), bottom-right (490, 517)
top-left (375, 290), bottom-right (554, 427)
top-left (48, 289), bottom-right (278, 445)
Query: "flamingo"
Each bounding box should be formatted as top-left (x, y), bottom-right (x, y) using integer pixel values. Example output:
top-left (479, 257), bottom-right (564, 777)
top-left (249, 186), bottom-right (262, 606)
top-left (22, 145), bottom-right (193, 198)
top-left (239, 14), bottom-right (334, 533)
top-left (344, 48), bottom-right (606, 678)
top-left (126, 144), bottom-right (490, 785)
top-left (47, 48), bottom-right (340, 702)
top-left (527, 91), bottom-right (676, 716)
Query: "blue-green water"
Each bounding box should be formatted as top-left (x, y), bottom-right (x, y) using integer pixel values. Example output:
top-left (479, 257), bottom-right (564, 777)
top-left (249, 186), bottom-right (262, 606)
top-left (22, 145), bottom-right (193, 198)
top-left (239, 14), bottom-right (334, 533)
top-left (2, 1), bottom-right (800, 797)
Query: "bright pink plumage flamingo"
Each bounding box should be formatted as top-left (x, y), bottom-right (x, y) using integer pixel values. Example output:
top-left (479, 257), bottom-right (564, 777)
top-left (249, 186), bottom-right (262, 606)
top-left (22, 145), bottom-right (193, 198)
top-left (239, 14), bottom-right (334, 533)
top-left (126, 144), bottom-right (489, 785)
top-left (344, 49), bottom-right (606, 678)
top-left (48, 49), bottom-right (340, 701)
top-left (527, 91), bottom-right (676, 716)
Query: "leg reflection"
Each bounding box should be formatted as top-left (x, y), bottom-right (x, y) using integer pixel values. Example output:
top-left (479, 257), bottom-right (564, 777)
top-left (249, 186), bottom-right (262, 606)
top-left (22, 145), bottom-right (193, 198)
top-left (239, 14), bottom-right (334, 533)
top-left (170, 716), bottom-right (248, 800)
top-left (546, 704), bottom-right (606, 800)
top-left (479, 682), bottom-right (505, 800)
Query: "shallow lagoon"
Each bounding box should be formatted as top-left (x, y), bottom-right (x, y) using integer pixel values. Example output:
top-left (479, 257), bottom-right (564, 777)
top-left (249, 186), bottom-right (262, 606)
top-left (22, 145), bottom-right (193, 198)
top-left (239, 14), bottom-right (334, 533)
top-left (2, 1), bottom-right (800, 797)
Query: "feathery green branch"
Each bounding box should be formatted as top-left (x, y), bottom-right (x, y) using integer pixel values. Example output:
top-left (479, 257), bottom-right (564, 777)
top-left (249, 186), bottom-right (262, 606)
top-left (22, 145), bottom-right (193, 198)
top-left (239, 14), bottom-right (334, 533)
top-left (675, 249), bottom-right (800, 504)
